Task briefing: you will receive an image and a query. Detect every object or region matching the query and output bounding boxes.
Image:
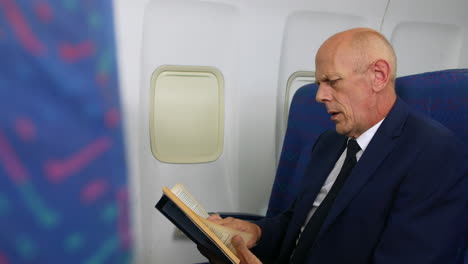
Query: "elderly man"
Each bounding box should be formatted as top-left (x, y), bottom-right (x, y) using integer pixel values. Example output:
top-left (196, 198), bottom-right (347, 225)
top-left (204, 28), bottom-right (467, 264)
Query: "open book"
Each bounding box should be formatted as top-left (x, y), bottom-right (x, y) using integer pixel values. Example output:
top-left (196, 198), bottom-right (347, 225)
top-left (155, 184), bottom-right (253, 264)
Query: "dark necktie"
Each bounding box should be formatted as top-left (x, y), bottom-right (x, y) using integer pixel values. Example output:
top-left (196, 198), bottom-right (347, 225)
top-left (289, 139), bottom-right (361, 264)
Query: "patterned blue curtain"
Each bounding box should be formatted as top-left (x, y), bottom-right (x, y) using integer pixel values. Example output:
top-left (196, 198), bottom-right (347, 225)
top-left (0, 0), bottom-right (131, 263)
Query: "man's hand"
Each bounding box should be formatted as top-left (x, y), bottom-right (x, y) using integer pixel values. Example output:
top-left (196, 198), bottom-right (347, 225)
top-left (198, 215), bottom-right (263, 263)
top-left (207, 214), bottom-right (262, 248)
top-left (232, 235), bottom-right (262, 264)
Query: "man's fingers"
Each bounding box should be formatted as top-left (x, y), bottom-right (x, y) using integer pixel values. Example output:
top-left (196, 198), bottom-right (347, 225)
top-left (207, 214), bottom-right (223, 221)
top-left (232, 236), bottom-right (262, 264)
top-left (210, 217), bottom-right (246, 230)
top-left (207, 216), bottom-right (240, 228)
top-left (205, 216), bottom-right (262, 250)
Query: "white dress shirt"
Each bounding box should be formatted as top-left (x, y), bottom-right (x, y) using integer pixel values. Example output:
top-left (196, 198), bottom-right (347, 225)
top-left (298, 118), bottom-right (385, 239)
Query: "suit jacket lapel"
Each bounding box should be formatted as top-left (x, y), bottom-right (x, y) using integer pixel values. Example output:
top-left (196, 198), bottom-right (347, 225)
top-left (316, 98), bottom-right (409, 239)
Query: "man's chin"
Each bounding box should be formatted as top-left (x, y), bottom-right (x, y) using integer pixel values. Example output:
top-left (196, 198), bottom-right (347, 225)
top-left (335, 125), bottom-right (350, 136)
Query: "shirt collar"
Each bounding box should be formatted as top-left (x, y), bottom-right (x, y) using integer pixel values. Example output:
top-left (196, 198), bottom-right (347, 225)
top-left (352, 118), bottom-right (385, 152)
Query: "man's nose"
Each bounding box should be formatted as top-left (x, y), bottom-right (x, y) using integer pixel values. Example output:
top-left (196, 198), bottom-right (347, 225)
top-left (315, 83), bottom-right (332, 103)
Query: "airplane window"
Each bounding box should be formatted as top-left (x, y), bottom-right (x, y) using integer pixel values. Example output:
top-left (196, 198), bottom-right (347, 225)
top-left (149, 65), bottom-right (224, 163)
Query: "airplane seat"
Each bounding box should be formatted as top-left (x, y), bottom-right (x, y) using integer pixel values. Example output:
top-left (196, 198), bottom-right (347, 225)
top-left (395, 69), bottom-right (468, 263)
top-left (0, 1), bottom-right (131, 263)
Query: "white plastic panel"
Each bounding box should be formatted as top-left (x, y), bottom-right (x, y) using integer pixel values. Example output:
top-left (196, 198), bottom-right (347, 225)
top-left (380, 0), bottom-right (468, 76)
top-left (280, 11), bottom-right (366, 76)
top-left (141, 0), bottom-right (240, 67)
top-left (138, 1), bottom-right (240, 264)
top-left (150, 66), bottom-right (224, 163)
top-left (390, 22), bottom-right (462, 76)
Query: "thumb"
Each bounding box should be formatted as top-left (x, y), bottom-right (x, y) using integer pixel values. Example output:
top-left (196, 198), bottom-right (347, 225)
top-left (232, 236), bottom-right (262, 264)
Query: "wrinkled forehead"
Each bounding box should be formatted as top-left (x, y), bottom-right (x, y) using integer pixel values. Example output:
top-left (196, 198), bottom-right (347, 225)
top-left (315, 39), bottom-right (354, 78)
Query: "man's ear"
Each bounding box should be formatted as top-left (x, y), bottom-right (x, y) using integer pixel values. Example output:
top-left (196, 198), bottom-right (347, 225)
top-left (371, 59), bottom-right (390, 92)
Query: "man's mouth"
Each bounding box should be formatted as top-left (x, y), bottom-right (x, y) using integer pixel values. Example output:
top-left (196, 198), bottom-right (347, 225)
top-left (328, 111), bottom-right (341, 120)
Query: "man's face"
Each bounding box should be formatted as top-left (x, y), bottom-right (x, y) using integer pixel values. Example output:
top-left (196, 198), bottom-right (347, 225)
top-left (315, 46), bottom-right (374, 138)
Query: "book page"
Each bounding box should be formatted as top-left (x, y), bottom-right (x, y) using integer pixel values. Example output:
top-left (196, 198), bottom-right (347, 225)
top-left (171, 184), bottom-right (209, 218)
top-left (162, 186), bottom-right (240, 263)
top-left (201, 218), bottom-right (253, 254)
top-left (170, 184), bottom-right (252, 253)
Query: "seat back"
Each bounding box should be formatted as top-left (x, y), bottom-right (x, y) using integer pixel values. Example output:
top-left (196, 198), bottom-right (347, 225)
top-left (396, 69), bottom-right (468, 145)
top-left (395, 69), bottom-right (468, 263)
top-left (0, 1), bottom-right (131, 263)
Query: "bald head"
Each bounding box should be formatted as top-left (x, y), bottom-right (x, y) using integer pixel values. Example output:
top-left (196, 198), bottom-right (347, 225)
top-left (315, 28), bottom-right (398, 138)
top-left (318, 28), bottom-right (397, 86)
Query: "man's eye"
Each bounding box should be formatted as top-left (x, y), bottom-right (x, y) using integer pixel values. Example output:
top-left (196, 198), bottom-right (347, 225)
top-left (329, 80), bottom-right (338, 87)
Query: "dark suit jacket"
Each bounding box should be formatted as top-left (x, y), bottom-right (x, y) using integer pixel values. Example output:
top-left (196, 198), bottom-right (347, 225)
top-left (253, 98), bottom-right (467, 264)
